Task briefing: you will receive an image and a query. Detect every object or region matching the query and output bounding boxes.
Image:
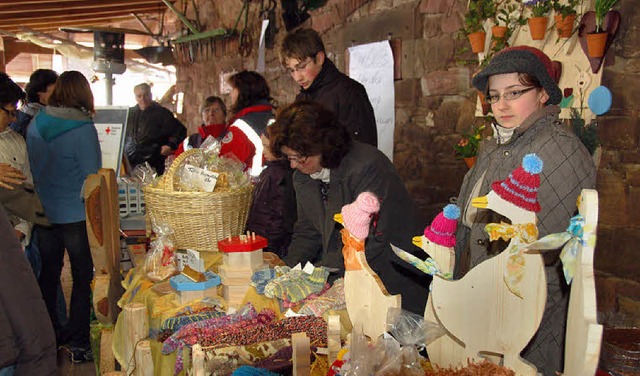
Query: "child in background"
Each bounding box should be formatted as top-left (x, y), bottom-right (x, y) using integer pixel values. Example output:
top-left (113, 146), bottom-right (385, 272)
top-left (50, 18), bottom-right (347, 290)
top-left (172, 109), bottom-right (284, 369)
top-left (245, 130), bottom-right (296, 259)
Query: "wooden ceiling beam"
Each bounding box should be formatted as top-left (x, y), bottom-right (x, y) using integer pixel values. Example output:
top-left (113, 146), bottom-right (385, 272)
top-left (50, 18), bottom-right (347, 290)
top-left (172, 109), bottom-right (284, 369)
top-left (0, 0), bottom-right (163, 14)
top-left (0, 6), bottom-right (163, 22)
top-left (0, 15), bottom-right (146, 33)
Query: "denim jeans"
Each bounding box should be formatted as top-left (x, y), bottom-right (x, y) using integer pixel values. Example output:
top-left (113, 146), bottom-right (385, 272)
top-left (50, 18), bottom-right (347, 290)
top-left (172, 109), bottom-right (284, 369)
top-left (36, 221), bottom-right (94, 348)
top-left (0, 365), bottom-right (15, 376)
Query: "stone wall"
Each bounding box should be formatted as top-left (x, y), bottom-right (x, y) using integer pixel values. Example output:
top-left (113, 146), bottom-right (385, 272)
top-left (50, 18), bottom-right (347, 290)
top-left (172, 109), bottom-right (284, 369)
top-left (593, 1), bottom-right (640, 328)
top-left (168, 0), bottom-right (639, 325)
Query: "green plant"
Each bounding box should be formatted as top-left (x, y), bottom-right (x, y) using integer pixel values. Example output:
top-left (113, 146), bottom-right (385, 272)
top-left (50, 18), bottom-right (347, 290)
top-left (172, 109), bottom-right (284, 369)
top-left (524, 0), bottom-right (551, 18)
top-left (570, 109), bottom-right (599, 155)
top-left (463, 0), bottom-right (496, 34)
top-left (595, 0), bottom-right (619, 33)
top-left (453, 124), bottom-right (486, 158)
top-left (551, 0), bottom-right (582, 17)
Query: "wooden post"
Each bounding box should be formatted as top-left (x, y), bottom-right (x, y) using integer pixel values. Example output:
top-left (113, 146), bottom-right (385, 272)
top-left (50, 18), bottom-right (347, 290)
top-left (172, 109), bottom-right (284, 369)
top-left (192, 344), bottom-right (205, 376)
top-left (122, 303), bottom-right (148, 375)
top-left (100, 169), bottom-right (124, 323)
top-left (134, 340), bottom-right (154, 376)
top-left (292, 332), bottom-right (310, 376)
top-left (327, 315), bottom-right (341, 365)
top-left (99, 328), bottom-right (116, 374)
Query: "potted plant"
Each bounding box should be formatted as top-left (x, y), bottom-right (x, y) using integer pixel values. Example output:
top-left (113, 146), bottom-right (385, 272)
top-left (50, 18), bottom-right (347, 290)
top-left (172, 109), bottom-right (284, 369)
top-left (586, 0), bottom-right (619, 57)
top-left (552, 0), bottom-right (581, 38)
top-left (453, 124), bottom-right (486, 168)
top-left (463, 0), bottom-right (496, 53)
top-left (491, 3), bottom-right (525, 45)
top-left (524, 0), bottom-right (552, 40)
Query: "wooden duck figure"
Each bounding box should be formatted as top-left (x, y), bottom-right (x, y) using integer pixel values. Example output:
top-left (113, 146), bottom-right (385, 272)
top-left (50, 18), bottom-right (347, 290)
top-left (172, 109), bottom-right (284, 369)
top-left (334, 192), bottom-right (400, 339)
top-left (431, 154), bottom-right (547, 375)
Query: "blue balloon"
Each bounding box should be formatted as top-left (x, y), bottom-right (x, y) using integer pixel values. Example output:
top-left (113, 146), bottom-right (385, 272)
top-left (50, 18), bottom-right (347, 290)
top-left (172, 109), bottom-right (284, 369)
top-left (588, 86), bottom-right (612, 116)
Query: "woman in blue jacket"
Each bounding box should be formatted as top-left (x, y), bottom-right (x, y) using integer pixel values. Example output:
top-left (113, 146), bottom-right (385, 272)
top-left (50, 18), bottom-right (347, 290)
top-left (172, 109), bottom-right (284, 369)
top-left (27, 71), bottom-right (101, 364)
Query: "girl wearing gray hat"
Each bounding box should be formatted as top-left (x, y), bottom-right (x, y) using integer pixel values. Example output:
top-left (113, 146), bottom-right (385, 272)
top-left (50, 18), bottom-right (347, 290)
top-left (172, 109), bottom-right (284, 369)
top-left (453, 46), bottom-right (596, 375)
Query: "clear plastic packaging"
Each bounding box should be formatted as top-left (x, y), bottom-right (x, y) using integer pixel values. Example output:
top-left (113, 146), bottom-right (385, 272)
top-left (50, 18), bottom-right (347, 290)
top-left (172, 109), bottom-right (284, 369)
top-left (144, 219), bottom-right (178, 282)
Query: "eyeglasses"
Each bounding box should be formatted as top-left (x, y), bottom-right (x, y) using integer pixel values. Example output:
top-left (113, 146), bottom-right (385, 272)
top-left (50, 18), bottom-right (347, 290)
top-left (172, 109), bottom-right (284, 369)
top-left (485, 87), bottom-right (537, 104)
top-left (0, 107), bottom-right (17, 118)
top-left (286, 154), bottom-right (308, 165)
top-left (286, 58), bottom-right (314, 74)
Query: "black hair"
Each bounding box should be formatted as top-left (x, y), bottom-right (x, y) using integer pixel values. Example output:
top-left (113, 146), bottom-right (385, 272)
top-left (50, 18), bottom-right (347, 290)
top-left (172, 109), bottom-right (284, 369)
top-left (0, 72), bottom-right (26, 107)
top-left (25, 69), bottom-right (58, 104)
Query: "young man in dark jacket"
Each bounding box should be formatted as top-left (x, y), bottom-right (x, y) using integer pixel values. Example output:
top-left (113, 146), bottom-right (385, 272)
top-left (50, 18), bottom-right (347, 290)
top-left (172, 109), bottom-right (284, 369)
top-left (125, 83), bottom-right (186, 174)
top-left (280, 28), bottom-right (378, 147)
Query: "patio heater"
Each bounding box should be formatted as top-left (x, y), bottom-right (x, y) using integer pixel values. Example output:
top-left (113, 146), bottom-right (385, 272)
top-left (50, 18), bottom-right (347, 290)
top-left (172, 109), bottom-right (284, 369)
top-left (92, 31), bottom-right (126, 105)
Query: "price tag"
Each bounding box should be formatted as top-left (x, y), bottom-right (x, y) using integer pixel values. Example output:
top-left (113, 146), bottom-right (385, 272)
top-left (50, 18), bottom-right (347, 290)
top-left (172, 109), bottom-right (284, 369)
top-left (184, 164), bottom-right (219, 192)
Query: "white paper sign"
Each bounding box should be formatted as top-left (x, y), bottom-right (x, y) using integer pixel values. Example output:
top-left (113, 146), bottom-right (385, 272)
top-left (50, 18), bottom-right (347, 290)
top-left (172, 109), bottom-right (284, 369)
top-left (95, 123), bottom-right (124, 171)
top-left (348, 41), bottom-right (395, 161)
top-left (184, 164), bottom-right (219, 192)
top-left (186, 249), bottom-right (205, 273)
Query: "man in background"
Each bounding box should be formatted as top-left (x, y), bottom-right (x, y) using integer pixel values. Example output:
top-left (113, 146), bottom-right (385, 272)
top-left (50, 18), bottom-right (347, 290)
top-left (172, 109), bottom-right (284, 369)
top-left (279, 28), bottom-right (378, 147)
top-left (125, 83), bottom-right (186, 174)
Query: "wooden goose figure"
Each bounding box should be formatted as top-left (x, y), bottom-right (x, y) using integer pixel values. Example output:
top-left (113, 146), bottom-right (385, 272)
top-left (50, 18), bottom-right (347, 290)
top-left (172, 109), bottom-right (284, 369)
top-left (334, 192), bottom-right (401, 339)
top-left (431, 154), bottom-right (547, 375)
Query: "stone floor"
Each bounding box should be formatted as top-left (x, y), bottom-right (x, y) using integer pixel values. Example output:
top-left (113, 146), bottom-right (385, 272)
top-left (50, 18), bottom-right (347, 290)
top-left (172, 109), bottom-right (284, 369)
top-left (57, 347), bottom-right (97, 376)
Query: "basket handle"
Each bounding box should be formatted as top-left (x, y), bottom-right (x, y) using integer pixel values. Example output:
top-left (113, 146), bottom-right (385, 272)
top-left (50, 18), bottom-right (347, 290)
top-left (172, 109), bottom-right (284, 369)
top-left (162, 148), bottom-right (203, 192)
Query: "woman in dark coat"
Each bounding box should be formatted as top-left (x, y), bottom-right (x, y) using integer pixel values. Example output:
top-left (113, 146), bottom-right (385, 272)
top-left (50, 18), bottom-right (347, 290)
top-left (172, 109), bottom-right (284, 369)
top-left (268, 100), bottom-right (430, 315)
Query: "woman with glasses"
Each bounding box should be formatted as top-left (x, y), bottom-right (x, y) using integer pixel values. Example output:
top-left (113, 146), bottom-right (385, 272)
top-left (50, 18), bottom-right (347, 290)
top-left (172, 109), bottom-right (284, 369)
top-left (454, 46), bottom-right (596, 375)
top-left (0, 72), bottom-right (57, 375)
top-left (27, 71), bottom-right (100, 364)
top-left (268, 100), bottom-right (430, 315)
top-left (0, 73), bottom-right (33, 247)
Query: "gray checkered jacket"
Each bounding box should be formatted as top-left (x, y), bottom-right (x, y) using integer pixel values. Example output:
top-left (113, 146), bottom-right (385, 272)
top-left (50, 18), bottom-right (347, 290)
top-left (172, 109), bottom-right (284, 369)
top-left (453, 105), bottom-right (596, 375)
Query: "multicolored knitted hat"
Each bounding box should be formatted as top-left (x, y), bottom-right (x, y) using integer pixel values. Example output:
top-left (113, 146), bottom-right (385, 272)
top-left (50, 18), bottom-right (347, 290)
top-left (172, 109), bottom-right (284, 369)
top-left (491, 153), bottom-right (543, 212)
top-left (424, 204), bottom-right (460, 247)
top-left (341, 192), bottom-right (380, 240)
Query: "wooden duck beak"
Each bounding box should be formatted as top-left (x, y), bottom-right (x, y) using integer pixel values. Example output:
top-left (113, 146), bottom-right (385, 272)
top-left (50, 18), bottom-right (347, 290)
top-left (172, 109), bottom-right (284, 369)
top-left (412, 235), bottom-right (422, 248)
top-left (334, 213), bottom-right (343, 224)
top-left (471, 195), bottom-right (488, 209)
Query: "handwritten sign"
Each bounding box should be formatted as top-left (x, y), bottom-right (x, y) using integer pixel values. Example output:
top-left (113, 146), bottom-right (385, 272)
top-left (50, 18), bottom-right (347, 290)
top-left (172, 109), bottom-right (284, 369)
top-left (348, 41), bottom-right (395, 161)
top-left (184, 164), bottom-right (219, 192)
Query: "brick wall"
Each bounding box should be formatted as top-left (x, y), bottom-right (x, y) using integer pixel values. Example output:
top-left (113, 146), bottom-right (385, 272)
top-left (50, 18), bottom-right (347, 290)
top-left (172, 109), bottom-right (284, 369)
top-left (168, 0), bottom-right (639, 325)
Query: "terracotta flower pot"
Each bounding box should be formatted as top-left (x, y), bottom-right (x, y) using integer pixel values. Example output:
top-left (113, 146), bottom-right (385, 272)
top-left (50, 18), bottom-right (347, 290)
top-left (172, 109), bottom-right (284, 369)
top-left (528, 17), bottom-right (549, 40)
top-left (491, 25), bottom-right (508, 39)
top-left (464, 156), bottom-right (477, 169)
top-left (467, 31), bottom-right (486, 54)
top-left (586, 32), bottom-right (608, 58)
top-left (555, 14), bottom-right (576, 38)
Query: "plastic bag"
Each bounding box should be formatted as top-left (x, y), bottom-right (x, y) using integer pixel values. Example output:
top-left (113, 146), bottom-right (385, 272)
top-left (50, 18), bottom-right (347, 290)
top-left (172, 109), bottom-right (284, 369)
top-left (144, 219), bottom-right (178, 282)
top-left (386, 307), bottom-right (446, 348)
top-left (129, 162), bottom-right (157, 187)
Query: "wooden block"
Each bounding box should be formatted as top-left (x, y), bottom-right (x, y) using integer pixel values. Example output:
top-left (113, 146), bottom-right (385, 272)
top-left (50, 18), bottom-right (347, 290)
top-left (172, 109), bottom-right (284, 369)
top-left (223, 249), bottom-right (263, 268)
top-left (93, 274), bottom-right (111, 324)
top-left (99, 328), bottom-right (115, 374)
top-left (218, 263), bottom-right (266, 285)
top-left (133, 340), bottom-right (153, 376)
top-left (292, 332), bottom-right (310, 376)
top-left (192, 344), bottom-right (205, 376)
top-left (327, 315), bottom-right (341, 365)
top-left (178, 287), bottom-right (219, 306)
top-left (122, 303), bottom-right (149, 374)
top-left (223, 285), bottom-right (250, 308)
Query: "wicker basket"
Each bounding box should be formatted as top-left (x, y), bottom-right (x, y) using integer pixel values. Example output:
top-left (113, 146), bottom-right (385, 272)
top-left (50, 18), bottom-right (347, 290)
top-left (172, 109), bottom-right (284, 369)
top-left (143, 149), bottom-right (253, 252)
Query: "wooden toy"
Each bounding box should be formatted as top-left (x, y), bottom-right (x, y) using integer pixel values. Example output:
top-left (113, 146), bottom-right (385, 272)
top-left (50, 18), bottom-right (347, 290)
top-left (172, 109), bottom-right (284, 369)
top-left (431, 189), bottom-right (546, 375)
top-left (217, 233), bottom-right (268, 307)
top-left (170, 270), bottom-right (221, 305)
top-left (334, 193), bottom-right (401, 340)
top-left (563, 189), bottom-right (603, 375)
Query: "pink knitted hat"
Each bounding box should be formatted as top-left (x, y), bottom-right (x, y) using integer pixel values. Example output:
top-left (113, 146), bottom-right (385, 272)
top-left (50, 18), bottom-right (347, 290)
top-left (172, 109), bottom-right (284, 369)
top-left (424, 204), bottom-right (460, 247)
top-left (491, 153), bottom-right (543, 212)
top-left (341, 192), bottom-right (380, 240)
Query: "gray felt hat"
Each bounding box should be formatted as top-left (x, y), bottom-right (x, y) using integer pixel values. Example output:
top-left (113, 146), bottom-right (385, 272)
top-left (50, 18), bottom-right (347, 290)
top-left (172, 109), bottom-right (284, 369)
top-left (472, 46), bottom-right (562, 105)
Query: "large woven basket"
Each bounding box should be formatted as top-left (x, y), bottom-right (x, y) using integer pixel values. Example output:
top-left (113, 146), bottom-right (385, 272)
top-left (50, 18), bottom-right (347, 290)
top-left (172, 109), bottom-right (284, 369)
top-left (143, 149), bottom-right (253, 252)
